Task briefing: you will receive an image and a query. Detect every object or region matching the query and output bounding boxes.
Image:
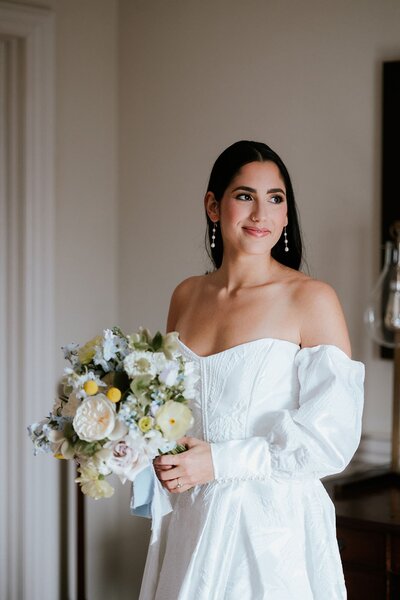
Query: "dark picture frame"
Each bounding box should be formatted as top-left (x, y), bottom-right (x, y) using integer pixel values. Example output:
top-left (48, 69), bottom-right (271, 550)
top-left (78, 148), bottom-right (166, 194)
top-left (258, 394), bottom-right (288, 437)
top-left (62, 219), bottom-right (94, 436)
top-left (381, 61), bottom-right (400, 359)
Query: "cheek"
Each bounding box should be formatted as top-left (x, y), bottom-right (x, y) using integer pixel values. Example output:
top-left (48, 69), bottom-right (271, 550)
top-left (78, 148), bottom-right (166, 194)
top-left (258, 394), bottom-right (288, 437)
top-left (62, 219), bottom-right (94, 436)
top-left (269, 204), bottom-right (288, 225)
top-left (223, 201), bottom-right (247, 222)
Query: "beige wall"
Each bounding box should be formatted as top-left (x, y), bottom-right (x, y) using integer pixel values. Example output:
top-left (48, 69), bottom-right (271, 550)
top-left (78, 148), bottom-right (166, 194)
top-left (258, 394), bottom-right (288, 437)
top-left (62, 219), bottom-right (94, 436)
top-left (119, 0), bottom-right (399, 444)
top-left (52, 2), bottom-right (122, 598)
top-left (6, 0), bottom-right (400, 597)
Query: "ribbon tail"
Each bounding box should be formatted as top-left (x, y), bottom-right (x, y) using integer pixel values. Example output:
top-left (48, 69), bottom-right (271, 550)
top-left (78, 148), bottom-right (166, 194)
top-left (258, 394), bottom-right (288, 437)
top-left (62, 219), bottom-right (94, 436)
top-left (149, 471), bottom-right (173, 544)
top-left (130, 464), bottom-right (173, 544)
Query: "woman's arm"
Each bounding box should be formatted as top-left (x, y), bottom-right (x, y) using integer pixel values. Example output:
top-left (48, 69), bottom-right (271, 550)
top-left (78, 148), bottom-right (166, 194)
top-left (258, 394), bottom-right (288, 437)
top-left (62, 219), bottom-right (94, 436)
top-left (297, 279), bottom-right (352, 356)
top-left (165, 276), bottom-right (199, 333)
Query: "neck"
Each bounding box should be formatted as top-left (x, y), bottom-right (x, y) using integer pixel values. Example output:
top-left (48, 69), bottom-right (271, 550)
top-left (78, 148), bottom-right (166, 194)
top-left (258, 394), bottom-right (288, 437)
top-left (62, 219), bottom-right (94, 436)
top-left (211, 251), bottom-right (281, 293)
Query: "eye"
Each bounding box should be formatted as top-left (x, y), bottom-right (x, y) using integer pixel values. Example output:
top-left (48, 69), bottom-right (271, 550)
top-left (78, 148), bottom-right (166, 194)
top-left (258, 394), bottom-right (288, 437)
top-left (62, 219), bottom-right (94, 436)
top-left (270, 195), bottom-right (284, 204)
top-left (236, 193), bottom-right (253, 201)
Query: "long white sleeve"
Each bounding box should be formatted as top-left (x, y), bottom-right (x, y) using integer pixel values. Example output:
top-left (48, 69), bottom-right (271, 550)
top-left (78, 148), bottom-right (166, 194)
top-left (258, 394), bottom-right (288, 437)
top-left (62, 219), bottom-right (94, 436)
top-left (210, 344), bottom-right (365, 482)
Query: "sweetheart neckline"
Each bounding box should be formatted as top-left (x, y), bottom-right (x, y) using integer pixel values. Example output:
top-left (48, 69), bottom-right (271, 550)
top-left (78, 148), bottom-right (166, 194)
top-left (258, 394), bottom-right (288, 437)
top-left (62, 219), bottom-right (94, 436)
top-left (176, 336), bottom-right (301, 359)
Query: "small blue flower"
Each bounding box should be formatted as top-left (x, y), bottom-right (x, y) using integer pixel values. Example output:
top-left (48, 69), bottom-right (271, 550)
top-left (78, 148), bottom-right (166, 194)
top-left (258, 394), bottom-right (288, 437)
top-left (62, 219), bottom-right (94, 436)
top-left (27, 420), bottom-right (52, 455)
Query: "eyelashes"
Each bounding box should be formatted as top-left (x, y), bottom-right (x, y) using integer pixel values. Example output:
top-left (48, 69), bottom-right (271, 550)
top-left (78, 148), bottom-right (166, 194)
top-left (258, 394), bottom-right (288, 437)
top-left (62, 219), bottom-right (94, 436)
top-left (270, 195), bottom-right (285, 204)
top-left (235, 193), bottom-right (285, 204)
top-left (236, 193), bottom-right (253, 201)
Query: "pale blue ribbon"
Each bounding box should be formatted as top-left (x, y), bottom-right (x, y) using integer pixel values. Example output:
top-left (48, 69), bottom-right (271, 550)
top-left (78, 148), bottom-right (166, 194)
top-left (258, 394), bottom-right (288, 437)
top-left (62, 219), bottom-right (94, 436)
top-left (130, 464), bottom-right (173, 544)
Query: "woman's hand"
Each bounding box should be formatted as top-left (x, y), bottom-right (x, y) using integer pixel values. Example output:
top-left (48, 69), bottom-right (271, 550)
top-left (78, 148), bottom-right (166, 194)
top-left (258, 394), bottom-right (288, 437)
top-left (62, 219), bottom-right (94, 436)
top-left (153, 436), bottom-right (215, 493)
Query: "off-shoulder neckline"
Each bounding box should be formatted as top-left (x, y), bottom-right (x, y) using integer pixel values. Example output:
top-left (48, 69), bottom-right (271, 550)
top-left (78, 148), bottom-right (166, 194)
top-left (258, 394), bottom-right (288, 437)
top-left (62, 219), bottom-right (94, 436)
top-left (176, 336), bottom-right (358, 362)
top-left (177, 336), bottom-right (299, 359)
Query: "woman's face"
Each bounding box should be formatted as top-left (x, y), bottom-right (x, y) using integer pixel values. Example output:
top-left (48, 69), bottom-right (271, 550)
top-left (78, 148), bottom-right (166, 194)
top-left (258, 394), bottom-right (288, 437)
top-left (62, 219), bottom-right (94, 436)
top-left (208, 161), bottom-right (288, 257)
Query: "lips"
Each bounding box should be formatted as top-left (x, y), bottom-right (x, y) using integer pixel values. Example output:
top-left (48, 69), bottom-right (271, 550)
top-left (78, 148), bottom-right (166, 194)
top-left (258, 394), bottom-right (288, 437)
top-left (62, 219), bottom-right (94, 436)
top-left (243, 227), bottom-right (271, 237)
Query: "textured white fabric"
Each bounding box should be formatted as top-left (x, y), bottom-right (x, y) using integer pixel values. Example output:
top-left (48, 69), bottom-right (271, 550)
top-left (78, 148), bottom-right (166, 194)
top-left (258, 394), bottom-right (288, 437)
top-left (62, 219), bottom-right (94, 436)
top-left (138, 338), bottom-right (365, 600)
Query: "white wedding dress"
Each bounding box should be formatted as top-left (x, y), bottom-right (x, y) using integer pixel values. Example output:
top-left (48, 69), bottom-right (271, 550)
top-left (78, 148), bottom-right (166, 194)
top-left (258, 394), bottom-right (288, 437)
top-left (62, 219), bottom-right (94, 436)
top-left (138, 337), bottom-right (365, 600)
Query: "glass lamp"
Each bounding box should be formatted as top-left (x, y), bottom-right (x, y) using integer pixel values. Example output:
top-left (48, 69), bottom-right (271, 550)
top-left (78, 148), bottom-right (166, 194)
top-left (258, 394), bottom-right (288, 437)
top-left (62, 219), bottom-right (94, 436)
top-left (365, 221), bottom-right (400, 473)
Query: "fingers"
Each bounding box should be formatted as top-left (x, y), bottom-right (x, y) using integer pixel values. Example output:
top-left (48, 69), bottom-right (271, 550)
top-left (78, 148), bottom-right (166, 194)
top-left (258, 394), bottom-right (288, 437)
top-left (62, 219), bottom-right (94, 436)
top-left (170, 482), bottom-right (192, 494)
top-left (156, 467), bottom-right (183, 482)
top-left (153, 464), bottom-right (192, 491)
top-left (153, 463), bottom-right (174, 471)
top-left (164, 477), bottom-right (192, 494)
top-left (153, 454), bottom-right (180, 467)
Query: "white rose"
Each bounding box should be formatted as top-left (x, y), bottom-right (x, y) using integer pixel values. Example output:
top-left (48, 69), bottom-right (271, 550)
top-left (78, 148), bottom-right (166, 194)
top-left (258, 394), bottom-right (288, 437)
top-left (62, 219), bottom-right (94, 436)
top-left (73, 394), bottom-right (116, 442)
top-left (107, 417), bottom-right (129, 440)
top-left (104, 435), bottom-right (149, 483)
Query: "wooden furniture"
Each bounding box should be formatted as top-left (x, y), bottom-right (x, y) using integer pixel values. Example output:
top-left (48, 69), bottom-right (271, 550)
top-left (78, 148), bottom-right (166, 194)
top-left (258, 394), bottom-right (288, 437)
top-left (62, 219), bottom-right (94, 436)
top-left (323, 466), bottom-right (400, 599)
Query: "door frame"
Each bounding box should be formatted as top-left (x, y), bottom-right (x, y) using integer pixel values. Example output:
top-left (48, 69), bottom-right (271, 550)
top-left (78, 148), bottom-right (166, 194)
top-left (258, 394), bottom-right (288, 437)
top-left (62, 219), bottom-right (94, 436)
top-left (0, 3), bottom-right (56, 599)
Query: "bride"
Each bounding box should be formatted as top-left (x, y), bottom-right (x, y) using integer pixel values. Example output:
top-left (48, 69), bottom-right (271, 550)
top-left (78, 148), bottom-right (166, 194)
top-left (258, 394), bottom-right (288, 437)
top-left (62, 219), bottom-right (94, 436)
top-left (138, 140), bottom-right (365, 599)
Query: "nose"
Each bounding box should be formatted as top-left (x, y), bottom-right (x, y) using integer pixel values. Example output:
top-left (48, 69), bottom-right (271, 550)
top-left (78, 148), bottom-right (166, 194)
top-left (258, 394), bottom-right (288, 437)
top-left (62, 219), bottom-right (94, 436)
top-left (250, 202), bottom-right (267, 222)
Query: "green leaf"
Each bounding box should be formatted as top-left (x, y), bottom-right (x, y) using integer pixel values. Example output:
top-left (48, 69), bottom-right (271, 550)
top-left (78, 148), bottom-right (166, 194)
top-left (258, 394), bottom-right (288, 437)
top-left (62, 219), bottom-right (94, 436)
top-left (130, 374), bottom-right (153, 395)
top-left (112, 326), bottom-right (128, 341)
top-left (152, 331), bottom-right (163, 351)
top-left (173, 395), bottom-right (186, 403)
top-left (159, 443), bottom-right (188, 455)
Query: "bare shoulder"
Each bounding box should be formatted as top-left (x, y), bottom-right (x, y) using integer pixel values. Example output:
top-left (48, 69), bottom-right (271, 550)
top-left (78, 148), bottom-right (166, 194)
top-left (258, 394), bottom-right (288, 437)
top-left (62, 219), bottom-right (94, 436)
top-left (294, 277), bottom-right (352, 357)
top-left (171, 275), bottom-right (202, 298)
top-left (166, 275), bottom-right (203, 332)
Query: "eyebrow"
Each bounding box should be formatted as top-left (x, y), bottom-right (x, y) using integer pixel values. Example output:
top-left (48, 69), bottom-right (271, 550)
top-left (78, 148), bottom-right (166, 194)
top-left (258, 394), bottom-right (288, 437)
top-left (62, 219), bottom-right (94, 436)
top-left (232, 185), bottom-right (286, 195)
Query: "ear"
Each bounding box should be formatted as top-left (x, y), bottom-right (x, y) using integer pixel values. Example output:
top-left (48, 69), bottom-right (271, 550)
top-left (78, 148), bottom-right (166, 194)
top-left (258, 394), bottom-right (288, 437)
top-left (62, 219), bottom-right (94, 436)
top-left (204, 192), bottom-right (219, 221)
top-left (285, 214), bottom-right (288, 227)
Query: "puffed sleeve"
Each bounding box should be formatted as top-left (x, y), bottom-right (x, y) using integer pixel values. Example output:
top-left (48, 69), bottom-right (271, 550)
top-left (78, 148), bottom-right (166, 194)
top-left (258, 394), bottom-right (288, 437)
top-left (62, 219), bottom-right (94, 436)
top-left (210, 344), bottom-right (365, 481)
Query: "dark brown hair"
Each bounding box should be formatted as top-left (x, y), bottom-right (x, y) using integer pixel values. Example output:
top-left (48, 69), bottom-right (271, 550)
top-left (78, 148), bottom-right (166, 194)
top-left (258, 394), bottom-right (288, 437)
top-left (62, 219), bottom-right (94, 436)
top-left (205, 140), bottom-right (303, 270)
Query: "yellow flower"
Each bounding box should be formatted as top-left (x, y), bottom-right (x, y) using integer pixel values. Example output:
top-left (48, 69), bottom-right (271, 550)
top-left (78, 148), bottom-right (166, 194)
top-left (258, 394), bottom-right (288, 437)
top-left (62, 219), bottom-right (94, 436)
top-left (78, 335), bottom-right (103, 365)
top-left (107, 387), bottom-right (121, 403)
top-left (138, 416), bottom-right (153, 432)
top-left (83, 380), bottom-right (99, 396)
top-left (75, 465), bottom-right (114, 499)
top-left (155, 400), bottom-right (194, 441)
top-left (54, 453), bottom-right (65, 460)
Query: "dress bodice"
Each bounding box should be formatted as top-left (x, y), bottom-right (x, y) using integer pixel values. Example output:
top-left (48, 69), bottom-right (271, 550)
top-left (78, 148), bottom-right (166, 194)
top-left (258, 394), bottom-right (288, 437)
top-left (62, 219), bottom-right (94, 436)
top-left (177, 336), bottom-right (365, 482)
top-left (177, 337), bottom-right (301, 443)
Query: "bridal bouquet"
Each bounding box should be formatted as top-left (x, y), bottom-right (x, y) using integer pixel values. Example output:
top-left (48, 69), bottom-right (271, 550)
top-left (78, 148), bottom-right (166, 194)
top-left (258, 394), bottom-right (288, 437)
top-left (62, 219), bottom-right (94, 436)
top-left (28, 327), bottom-right (199, 501)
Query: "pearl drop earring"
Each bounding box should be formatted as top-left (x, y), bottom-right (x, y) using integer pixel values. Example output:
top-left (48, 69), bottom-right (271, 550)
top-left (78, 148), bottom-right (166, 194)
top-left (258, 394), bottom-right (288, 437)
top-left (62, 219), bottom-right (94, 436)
top-left (284, 226), bottom-right (289, 252)
top-left (211, 221), bottom-right (217, 248)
